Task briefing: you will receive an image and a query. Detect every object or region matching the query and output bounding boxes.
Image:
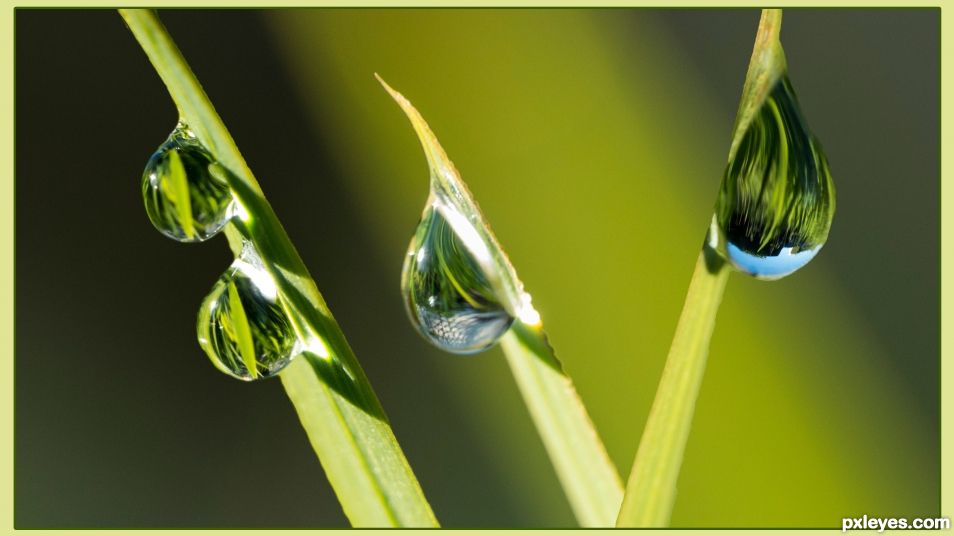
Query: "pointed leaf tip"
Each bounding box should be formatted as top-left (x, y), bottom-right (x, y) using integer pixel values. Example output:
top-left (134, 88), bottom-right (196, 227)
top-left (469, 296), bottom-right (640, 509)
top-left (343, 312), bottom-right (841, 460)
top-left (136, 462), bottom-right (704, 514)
top-left (379, 76), bottom-right (528, 320)
top-left (375, 75), bottom-right (455, 180)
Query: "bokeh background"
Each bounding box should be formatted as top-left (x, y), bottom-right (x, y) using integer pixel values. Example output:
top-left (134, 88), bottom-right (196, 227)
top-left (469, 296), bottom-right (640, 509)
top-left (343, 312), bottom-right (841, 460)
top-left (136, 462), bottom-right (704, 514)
top-left (15, 8), bottom-right (938, 528)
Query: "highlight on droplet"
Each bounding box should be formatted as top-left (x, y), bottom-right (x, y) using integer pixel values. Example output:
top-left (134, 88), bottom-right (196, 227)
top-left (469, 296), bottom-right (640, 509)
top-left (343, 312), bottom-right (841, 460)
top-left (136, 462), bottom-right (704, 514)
top-left (402, 202), bottom-right (515, 354)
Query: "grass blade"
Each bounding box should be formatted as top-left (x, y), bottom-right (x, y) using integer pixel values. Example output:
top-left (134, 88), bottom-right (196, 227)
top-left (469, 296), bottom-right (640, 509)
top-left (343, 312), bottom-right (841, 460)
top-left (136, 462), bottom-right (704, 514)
top-left (500, 321), bottom-right (624, 526)
top-left (379, 76), bottom-right (623, 527)
top-left (615, 252), bottom-right (729, 526)
top-left (119, 9), bottom-right (438, 527)
top-left (616, 10), bottom-right (783, 527)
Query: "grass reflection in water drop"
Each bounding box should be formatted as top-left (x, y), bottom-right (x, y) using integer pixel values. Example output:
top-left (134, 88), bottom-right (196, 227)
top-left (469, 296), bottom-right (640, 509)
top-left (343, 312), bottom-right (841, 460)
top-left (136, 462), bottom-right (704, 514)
top-left (714, 75), bottom-right (836, 280)
top-left (402, 203), bottom-right (514, 355)
top-left (197, 243), bottom-right (298, 380)
top-left (141, 121), bottom-right (235, 242)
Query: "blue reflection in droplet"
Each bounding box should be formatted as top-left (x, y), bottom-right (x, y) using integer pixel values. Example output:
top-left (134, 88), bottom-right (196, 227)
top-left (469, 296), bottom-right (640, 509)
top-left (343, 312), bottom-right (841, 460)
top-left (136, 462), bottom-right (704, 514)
top-left (725, 241), bottom-right (821, 281)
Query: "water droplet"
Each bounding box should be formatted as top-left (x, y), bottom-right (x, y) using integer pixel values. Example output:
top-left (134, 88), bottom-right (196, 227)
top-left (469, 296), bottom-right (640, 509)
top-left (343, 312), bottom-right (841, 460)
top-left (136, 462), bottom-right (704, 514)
top-left (196, 243), bottom-right (297, 380)
top-left (378, 76), bottom-right (527, 352)
top-left (402, 203), bottom-right (514, 354)
top-left (713, 75), bottom-right (836, 280)
top-left (142, 122), bottom-right (235, 242)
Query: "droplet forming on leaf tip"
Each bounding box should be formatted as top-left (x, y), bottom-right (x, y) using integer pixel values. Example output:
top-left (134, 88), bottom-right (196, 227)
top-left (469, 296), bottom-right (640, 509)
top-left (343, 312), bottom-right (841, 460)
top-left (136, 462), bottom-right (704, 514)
top-left (142, 121), bottom-right (235, 242)
top-left (197, 243), bottom-right (298, 380)
top-left (379, 75), bottom-right (529, 353)
top-left (403, 203), bottom-right (514, 354)
top-left (713, 75), bottom-right (835, 280)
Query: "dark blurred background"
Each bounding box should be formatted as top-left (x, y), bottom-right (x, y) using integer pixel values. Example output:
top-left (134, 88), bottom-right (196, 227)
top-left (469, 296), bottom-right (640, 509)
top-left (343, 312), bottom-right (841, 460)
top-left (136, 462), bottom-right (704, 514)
top-left (15, 9), bottom-right (938, 528)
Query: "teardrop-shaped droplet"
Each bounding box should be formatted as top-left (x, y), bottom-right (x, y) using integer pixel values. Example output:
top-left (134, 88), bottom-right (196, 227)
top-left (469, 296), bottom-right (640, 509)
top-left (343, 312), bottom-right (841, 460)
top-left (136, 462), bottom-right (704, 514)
top-left (196, 243), bottom-right (297, 380)
top-left (379, 76), bottom-right (525, 354)
top-left (142, 122), bottom-right (235, 242)
top-left (402, 203), bottom-right (514, 354)
top-left (713, 75), bottom-right (836, 280)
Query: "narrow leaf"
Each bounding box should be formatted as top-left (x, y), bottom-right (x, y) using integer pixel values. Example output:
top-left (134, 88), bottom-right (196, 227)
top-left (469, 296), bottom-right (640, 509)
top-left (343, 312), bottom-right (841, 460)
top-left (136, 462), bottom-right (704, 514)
top-left (616, 9), bottom-right (784, 527)
top-left (120, 9), bottom-right (437, 527)
top-left (378, 75), bottom-right (623, 527)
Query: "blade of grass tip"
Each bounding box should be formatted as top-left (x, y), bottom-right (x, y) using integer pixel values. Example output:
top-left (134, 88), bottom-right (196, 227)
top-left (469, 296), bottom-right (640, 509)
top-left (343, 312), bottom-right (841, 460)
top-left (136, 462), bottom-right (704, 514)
top-left (377, 75), bottom-right (623, 527)
top-left (616, 9), bottom-right (783, 528)
top-left (119, 10), bottom-right (437, 527)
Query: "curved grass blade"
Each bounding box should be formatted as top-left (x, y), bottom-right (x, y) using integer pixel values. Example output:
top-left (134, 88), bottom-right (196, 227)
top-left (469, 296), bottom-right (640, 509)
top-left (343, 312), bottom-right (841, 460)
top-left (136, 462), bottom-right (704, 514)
top-left (119, 9), bottom-right (438, 527)
top-left (616, 9), bottom-right (784, 527)
top-left (378, 75), bottom-right (624, 527)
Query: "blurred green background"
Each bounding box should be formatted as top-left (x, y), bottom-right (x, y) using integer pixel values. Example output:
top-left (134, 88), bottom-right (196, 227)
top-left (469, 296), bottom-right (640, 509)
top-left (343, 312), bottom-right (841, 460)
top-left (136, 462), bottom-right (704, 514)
top-left (15, 8), bottom-right (938, 528)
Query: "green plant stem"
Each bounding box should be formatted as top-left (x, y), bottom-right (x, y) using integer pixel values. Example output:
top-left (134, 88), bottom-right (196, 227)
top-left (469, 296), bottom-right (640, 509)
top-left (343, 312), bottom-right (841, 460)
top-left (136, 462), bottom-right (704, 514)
top-left (377, 78), bottom-right (623, 527)
top-left (616, 252), bottom-right (729, 527)
top-left (499, 321), bottom-right (624, 527)
top-left (120, 9), bottom-right (437, 527)
top-left (616, 10), bottom-right (782, 526)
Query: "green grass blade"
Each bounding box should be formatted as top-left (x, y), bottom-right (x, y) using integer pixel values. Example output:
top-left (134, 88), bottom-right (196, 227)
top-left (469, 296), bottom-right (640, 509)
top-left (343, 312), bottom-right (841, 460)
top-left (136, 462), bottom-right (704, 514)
top-left (616, 10), bottom-right (783, 527)
top-left (616, 253), bottom-right (729, 526)
top-left (500, 321), bottom-right (624, 527)
top-left (119, 9), bottom-right (438, 527)
top-left (379, 77), bottom-right (623, 527)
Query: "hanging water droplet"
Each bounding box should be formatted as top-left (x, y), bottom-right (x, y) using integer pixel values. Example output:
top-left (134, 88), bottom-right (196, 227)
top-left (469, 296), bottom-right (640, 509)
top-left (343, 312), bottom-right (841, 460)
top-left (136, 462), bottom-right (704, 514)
top-left (142, 121), bottom-right (235, 242)
top-left (402, 202), bottom-right (514, 354)
top-left (196, 243), bottom-right (297, 380)
top-left (378, 75), bottom-right (527, 353)
top-left (712, 75), bottom-right (836, 280)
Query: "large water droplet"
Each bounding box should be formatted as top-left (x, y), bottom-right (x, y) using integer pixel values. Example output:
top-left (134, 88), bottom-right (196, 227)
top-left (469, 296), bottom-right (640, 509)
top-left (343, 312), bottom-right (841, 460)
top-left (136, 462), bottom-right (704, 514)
top-left (196, 243), bottom-right (297, 380)
top-left (713, 75), bottom-right (836, 280)
top-left (402, 203), bottom-right (514, 354)
top-left (142, 122), bottom-right (235, 242)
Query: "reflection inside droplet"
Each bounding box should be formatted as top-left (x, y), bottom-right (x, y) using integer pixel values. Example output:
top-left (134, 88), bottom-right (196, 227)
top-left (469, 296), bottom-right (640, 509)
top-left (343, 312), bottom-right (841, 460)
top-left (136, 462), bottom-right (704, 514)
top-left (141, 121), bottom-right (235, 242)
top-left (725, 241), bottom-right (821, 280)
top-left (196, 243), bottom-right (297, 380)
top-left (402, 203), bottom-right (514, 354)
top-left (713, 75), bottom-right (835, 280)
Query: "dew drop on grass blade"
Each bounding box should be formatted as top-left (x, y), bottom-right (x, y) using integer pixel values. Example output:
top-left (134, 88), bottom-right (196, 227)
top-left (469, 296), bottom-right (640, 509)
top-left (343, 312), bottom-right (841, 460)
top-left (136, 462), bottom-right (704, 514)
top-left (710, 75), bottom-right (835, 280)
top-left (196, 242), bottom-right (298, 381)
top-left (142, 121), bottom-right (235, 242)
